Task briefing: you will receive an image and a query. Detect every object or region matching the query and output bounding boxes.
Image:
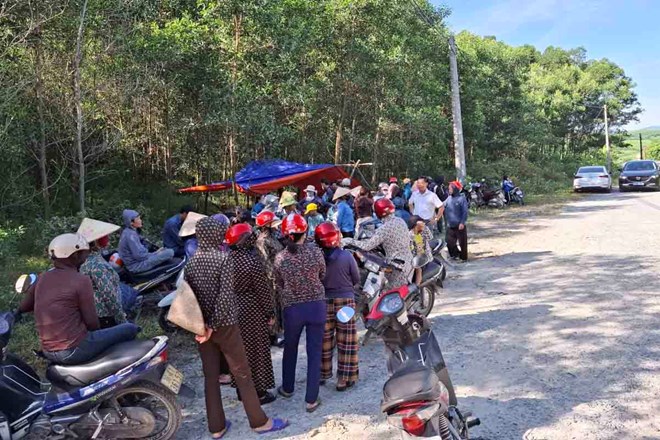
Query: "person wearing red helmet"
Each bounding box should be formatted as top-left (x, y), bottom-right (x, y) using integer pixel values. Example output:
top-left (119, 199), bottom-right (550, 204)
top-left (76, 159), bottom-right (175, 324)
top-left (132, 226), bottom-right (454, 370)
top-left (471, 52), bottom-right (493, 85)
top-left (438, 181), bottom-right (469, 261)
top-left (315, 222), bottom-right (360, 391)
top-left (255, 210), bottom-right (285, 346)
top-left (274, 214), bottom-right (326, 412)
top-left (343, 198), bottom-right (413, 288)
top-left (226, 224), bottom-right (277, 405)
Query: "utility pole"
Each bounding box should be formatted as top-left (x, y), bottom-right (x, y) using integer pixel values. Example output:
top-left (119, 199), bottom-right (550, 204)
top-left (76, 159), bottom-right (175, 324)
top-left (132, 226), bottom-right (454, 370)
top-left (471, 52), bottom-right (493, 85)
top-left (448, 35), bottom-right (467, 183)
top-left (604, 104), bottom-right (611, 173)
top-left (639, 133), bottom-right (644, 160)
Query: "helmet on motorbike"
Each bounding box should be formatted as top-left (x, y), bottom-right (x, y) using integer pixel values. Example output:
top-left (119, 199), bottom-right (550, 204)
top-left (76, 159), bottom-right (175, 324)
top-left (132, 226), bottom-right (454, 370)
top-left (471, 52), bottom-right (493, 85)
top-left (48, 233), bottom-right (90, 259)
top-left (374, 198), bottom-right (395, 219)
top-left (225, 223), bottom-right (253, 246)
top-left (314, 222), bottom-right (341, 248)
top-left (281, 213), bottom-right (307, 237)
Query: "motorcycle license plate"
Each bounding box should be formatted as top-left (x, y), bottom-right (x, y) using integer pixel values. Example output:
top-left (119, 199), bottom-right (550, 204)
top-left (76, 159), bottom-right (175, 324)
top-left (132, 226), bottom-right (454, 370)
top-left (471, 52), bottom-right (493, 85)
top-left (363, 273), bottom-right (381, 298)
top-left (160, 365), bottom-right (184, 394)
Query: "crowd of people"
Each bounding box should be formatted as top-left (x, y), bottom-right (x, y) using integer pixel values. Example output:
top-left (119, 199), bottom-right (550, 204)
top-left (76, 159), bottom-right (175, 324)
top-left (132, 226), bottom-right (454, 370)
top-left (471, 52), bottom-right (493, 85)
top-left (16, 174), bottom-right (470, 438)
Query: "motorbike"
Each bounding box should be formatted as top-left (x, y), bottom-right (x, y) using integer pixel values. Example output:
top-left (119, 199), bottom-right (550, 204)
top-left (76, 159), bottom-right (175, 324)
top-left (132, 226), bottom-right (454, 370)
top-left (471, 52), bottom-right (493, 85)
top-left (344, 243), bottom-right (444, 347)
top-left (0, 311), bottom-right (191, 439)
top-left (364, 287), bottom-right (481, 439)
top-left (101, 249), bottom-right (186, 296)
top-left (461, 183), bottom-right (483, 209)
top-left (507, 186), bottom-right (525, 206)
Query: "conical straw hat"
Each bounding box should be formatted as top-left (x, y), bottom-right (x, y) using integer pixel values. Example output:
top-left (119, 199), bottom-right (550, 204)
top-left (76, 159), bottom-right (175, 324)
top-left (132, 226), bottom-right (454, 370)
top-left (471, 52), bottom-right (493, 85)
top-left (179, 212), bottom-right (207, 237)
top-left (333, 186), bottom-right (352, 201)
top-left (77, 218), bottom-right (120, 243)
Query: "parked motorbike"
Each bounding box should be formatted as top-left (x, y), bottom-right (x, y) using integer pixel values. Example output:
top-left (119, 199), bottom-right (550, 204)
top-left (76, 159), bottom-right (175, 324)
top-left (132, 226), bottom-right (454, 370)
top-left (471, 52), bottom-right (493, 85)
top-left (508, 186), bottom-right (525, 206)
top-left (0, 311), bottom-right (190, 440)
top-left (364, 288), bottom-right (480, 439)
top-left (101, 249), bottom-right (186, 296)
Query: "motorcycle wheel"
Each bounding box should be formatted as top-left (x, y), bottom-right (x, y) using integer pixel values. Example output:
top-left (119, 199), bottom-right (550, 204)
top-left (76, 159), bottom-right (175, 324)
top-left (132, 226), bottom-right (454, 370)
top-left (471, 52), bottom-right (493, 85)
top-left (113, 381), bottom-right (182, 440)
top-left (410, 285), bottom-right (436, 317)
top-left (158, 307), bottom-right (178, 333)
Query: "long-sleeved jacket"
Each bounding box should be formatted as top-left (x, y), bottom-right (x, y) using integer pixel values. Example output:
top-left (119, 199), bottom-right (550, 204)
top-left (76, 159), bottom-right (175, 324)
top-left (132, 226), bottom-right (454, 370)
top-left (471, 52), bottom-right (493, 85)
top-left (80, 251), bottom-right (127, 324)
top-left (162, 214), bottom-right (183, 253)
top-left (19, 260), bottom-right (100, 352)
top-left (184, 217), bottom-right (238, 330)
top-left (343, 215), bottom-right (413, 288)
top-left (118, 209), bottom-right (153, 272)
top-left (443, 194), bottom-right (469, 228)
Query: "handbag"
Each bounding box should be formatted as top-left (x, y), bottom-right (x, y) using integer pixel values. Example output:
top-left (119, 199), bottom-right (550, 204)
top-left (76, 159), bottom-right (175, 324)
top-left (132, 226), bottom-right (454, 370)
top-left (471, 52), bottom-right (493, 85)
top-left (166, 279), bottom-right (206, 336)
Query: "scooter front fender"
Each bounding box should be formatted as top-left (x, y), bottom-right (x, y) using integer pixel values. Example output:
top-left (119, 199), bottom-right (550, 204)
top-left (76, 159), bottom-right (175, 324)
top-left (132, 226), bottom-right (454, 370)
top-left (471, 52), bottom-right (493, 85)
top-left (157, 291), bottom-right (176, 308)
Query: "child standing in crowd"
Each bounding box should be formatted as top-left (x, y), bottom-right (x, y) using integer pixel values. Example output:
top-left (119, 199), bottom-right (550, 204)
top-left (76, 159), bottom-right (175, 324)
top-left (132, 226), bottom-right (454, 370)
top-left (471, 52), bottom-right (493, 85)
top-left (408, 215), bottom-right (433, 285)
top-left (315, 222), bottom-right (360, 391)
top-left (274, 214), bottom-right (326, 413)
top-left (304, 203), bottom-right (325, 238)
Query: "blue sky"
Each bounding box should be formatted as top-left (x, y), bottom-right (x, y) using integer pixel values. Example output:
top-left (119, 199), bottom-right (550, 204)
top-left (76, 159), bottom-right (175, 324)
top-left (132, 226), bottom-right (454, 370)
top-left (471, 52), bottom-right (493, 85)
top-left (434, 0), bottom-right (660, 129)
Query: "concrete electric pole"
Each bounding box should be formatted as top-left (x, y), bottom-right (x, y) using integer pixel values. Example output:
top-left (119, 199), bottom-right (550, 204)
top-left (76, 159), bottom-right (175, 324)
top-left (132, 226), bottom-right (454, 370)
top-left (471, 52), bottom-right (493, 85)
top-left (604, 104), bottom-right (611, 173)
top-left (448, 35), bottom-right (467, 184)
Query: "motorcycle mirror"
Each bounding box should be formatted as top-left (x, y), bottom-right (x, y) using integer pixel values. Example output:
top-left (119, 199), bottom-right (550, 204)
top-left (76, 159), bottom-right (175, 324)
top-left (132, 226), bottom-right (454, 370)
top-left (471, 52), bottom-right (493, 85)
top-left (336, 306), bottom-right (355, 323)
top-left (15, 274), bottom-right (37, 294)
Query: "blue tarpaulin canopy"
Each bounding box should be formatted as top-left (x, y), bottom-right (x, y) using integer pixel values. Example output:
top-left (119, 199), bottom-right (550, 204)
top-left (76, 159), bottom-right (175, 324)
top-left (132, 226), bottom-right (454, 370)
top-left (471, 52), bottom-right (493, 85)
top-left (179, 159), bottom-right (356, 195)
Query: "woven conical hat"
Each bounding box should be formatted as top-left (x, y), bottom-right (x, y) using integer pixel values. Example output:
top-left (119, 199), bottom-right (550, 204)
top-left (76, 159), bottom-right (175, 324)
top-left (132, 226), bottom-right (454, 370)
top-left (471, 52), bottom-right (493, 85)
top-left (333, 186), bottom-right (352, 201)
top-left (179, 212), bottom-right (207, 237)
top-left (77, 218), bottom-right (120, 243)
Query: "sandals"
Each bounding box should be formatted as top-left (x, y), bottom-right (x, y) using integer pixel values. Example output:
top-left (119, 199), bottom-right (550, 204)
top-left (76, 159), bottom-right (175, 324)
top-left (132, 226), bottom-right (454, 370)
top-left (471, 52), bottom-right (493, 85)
top-left (218, 374), bottom-right (232, 385)
top-left (306, 398), bottom-right (322, 413)
top-left (336, 381), bottom-right (356, 392)
top-left (255, 418), bottom-right (289, 435)
top-left (212, 420), bottom-right (231, 439)
top-left (277, 386), bottom-right (293, 399)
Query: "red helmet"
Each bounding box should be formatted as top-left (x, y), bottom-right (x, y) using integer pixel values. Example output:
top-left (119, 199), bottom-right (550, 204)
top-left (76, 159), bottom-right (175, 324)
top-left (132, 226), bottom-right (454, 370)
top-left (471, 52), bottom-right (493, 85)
top-left (374, 198), bottom-right (395, 218)
top-left (281, 213), bottom-right (307, 236)
top-left (256, 210), bottom-right (276, 228)
top-left (314, 222), bottom-right (341, 248)
top-left (225, 223), bottom-right (253, 246)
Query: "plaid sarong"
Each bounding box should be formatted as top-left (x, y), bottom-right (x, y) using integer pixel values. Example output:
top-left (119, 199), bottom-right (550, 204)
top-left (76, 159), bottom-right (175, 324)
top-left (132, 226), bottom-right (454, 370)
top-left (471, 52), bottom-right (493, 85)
top-left (321, 298), bottom-right (359, 382)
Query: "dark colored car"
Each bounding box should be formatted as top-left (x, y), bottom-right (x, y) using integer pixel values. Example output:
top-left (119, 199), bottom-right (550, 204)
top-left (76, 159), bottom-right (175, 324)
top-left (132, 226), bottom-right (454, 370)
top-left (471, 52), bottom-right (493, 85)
top-left (619, 160), bottom-right (660, 191)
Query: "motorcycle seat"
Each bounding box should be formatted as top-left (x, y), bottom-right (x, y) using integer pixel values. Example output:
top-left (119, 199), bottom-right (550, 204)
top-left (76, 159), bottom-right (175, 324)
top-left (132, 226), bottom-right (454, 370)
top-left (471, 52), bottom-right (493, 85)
top-left (381, 363), bottom-right (441, 412)
top-left (420, 261), bottom-right (442, 284)
top-left (46, 339), bottom-right (156, 388)
top-left (124, 259), bottom-right (183, 284)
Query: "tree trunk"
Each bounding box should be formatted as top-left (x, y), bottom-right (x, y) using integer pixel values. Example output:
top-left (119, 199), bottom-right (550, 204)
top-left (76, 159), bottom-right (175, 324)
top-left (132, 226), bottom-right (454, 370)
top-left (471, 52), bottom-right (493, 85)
top-left (34, 38), bottom-right (50, 218)
top-left (334, 93), bottom-right (347, 164)
top-left (229, 11), bottom-right (242, 206)
top-left (73, 0), bottom-right (89, 214)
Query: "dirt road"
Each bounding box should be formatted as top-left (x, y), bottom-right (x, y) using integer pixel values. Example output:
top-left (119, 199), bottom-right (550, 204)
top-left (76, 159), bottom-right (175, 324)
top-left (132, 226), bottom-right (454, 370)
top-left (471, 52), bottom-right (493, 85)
top-left (174, 190), bottom-right (660, 439)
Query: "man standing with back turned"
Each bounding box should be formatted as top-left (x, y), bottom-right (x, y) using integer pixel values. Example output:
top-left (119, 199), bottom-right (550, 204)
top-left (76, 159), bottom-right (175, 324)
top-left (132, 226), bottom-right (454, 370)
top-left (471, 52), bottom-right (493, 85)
top-left (438, 182), bottom-right (469, 261)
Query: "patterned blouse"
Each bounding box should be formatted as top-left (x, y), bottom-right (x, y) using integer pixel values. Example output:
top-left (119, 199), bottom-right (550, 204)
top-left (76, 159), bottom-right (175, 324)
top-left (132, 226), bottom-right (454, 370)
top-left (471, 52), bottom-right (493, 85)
top-left (80, 251), bottom-right (126, 323)
top-left (230, 234), bottom-right (275, 320)
top-left (274, 243), bottom-right (326, 309)
top-left (184, 217), bottom-right (238, 330)
top-left (343, 215), bottom-right (413, 288)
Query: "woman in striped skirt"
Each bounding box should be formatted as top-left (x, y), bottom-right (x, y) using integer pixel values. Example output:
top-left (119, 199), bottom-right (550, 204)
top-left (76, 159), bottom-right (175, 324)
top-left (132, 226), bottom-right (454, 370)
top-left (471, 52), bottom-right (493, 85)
top-left (315, 222), bottom-right (360, 391)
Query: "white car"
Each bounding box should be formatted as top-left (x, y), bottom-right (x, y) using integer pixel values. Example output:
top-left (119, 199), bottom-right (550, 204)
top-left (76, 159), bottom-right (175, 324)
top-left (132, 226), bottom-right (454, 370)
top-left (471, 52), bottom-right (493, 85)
top-left (573, 166), bottom-right (612, 192)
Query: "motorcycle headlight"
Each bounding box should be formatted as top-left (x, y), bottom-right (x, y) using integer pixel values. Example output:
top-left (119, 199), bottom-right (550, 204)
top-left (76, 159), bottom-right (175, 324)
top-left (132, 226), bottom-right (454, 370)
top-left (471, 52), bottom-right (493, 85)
top-left (378, 293), bottom-right (404, 315)
top-left (364, 260), bottom-right (380, 273)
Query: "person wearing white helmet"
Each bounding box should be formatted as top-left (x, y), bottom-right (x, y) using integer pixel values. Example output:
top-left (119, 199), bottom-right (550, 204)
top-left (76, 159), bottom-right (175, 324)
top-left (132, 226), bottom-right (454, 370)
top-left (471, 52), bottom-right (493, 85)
top-left (18, 233), bottom-right (139, 365)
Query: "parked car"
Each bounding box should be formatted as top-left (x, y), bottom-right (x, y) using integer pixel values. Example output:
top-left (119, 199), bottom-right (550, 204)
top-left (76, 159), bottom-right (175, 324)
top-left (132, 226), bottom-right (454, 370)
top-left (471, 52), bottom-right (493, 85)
top-left (619, 160), bottom-right (660, 191)
top-left (573, 166), bottom-right (611, 192)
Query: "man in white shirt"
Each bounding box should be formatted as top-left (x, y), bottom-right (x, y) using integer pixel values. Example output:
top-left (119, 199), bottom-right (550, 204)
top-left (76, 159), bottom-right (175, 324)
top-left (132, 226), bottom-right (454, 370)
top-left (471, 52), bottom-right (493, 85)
top-left (409, 177), bottom-right (443, 231)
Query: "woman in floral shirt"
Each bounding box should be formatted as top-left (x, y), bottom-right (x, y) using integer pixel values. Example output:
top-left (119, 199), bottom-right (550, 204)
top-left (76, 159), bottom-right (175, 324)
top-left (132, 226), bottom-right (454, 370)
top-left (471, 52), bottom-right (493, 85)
top-left (77, 218), bottom-right (128, 328)
top-left (274, 213), bottom-right (326, 413)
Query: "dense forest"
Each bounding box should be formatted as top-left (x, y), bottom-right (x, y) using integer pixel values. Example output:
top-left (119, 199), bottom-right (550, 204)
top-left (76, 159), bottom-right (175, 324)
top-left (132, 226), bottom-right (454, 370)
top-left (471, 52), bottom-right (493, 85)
top-left (0, 0), bottom-right (642, 230)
